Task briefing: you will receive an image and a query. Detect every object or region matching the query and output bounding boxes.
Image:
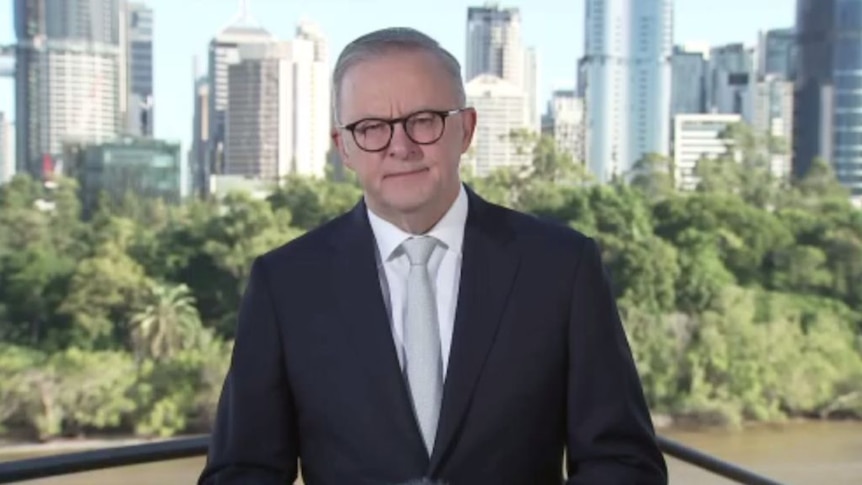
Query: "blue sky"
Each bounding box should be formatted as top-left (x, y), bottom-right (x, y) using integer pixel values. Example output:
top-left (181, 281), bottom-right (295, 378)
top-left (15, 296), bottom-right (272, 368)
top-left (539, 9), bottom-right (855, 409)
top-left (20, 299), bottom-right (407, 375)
top-left (0, 0), bottom-right (794, 155)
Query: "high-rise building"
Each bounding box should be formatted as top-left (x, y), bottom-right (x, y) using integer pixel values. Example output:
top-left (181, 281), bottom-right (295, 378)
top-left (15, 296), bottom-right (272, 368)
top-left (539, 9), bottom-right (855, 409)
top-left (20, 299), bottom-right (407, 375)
top-left (206, 2), bottom-right (275, 187)
top-left (522, 46), bottom-right (540, 132)
top-left (671, 44), bottom-right (708, 116)
top-left (753, 75), bottom-right (794, 179)
top-left (580, 0), bottom-right (673, 182)
top-left (466, 4), bottom-right (539, 133)
top-left (758, 28), bottom-right (796, 80)
top-left (465, 74), bottom-right (531, 176)
top-left (541, 90), bottom-right (585, 164)
top-left (294, 19), bottom-right (332, 178)
top-left (672, 113), bottom-right (742, 191)
top-left (794, 0), bottom-right (862, 199)
top-left (709, 43), bottom-right (756, 122)
top-left (190, 58), bottom-right (210, 197)
top-left (466, 4), bottom-right (523, 84)
top-left (14, 0), bottom-right (122, 178)
top-left (794, 0), bottom-right (834, 180)
top-left (0, 112), bottom-right (14, 184)
top-left (121, 1), bottom-right (154, 137)
top-left (224, 25), bottom-right (331, 181)
top-left (225, 41), bottom-right (293, 179)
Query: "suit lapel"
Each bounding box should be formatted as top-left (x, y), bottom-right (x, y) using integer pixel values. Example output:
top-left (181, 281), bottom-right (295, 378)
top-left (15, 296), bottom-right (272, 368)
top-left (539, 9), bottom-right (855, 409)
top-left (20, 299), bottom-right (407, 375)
top-left (332, 203), bottom-right (430, 466)
top-left (429, 188), bottom-right (521, 472)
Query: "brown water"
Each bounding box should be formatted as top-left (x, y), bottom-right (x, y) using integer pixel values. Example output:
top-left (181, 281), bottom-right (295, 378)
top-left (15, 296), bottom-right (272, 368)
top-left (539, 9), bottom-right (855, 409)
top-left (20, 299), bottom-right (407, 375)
top-left (1, 421), bottom-right (859, 484)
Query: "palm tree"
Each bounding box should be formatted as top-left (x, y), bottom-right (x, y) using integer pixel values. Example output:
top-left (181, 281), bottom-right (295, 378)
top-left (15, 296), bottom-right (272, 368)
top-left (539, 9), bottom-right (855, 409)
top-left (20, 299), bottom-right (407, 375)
top-left (129, 282), bottom-right (203, 362)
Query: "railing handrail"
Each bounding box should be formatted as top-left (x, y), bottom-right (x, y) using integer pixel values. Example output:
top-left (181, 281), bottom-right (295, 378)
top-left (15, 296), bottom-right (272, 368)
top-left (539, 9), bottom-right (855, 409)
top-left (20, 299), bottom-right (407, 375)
top-left (0, 436), bottom-right (209, 484)
top-left (657, 435), bottom-right (785, 485)
top-left (0, 434), bottom-right (786, 485)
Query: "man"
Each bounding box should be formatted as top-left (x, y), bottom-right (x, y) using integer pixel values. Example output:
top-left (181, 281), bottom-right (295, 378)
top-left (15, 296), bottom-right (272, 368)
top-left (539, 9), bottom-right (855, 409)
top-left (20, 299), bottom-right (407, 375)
top-left (199, 27), bottom-right (667, 485)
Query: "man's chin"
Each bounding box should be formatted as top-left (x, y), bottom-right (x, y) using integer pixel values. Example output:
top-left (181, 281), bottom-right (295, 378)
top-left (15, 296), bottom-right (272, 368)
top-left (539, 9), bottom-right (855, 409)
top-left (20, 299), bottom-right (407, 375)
top-left (378, 184), bottom-right (435, 211)
top-left (383, 196), bottom-right (432, 215)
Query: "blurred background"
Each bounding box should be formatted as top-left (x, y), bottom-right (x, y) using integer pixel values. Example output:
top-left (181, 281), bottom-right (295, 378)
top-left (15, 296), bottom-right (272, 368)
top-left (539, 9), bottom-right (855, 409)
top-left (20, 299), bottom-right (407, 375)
top-left (0, 0), bottom-right (860, 483)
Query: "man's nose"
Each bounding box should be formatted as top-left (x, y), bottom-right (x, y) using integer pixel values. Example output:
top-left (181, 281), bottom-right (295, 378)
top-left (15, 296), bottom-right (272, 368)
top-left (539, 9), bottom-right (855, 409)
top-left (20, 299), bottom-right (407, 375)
top-left (387, 122), bottom-right (419, 159)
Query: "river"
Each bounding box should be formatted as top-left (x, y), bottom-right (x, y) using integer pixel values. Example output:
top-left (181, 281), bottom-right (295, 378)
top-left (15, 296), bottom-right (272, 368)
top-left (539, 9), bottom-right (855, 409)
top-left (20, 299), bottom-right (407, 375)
top-left (1, 421), bottom-right (859, 484)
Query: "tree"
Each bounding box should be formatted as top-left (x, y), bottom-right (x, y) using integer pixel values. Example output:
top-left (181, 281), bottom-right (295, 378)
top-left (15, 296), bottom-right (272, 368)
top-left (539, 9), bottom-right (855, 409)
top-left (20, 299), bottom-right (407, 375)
top-left (3, 145), bottom-right (862, 439)
top-left (0, 245), bottom-right (75, 348)
top-left (268, 175), bottom-right (362, 231)
top-left (630, 153), bottom-right (674, 201)
top-left (794, 157), bottom-right (851, 203)
top-left (129, 282), bottom-right (204, 362)
top-left (57, 223), bottom-right (151, 349)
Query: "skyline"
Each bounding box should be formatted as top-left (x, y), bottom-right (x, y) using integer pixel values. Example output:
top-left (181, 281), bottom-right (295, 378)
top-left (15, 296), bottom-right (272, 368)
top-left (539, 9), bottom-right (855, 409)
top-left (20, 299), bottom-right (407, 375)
top-left (0, 0), bottom-right (795, 156)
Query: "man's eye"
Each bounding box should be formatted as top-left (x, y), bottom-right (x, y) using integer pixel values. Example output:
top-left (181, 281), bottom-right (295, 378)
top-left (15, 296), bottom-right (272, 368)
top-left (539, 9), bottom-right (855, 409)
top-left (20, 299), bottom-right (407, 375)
top-left (357, 122), bottom-right (386, 133)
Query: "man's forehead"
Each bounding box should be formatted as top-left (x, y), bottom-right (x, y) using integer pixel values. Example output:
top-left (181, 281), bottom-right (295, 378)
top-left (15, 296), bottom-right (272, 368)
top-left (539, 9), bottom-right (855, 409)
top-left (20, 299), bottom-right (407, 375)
top-left (342, 51), bottom-right (442, 85)
top-left (339, 55), bottom-right (456, 120)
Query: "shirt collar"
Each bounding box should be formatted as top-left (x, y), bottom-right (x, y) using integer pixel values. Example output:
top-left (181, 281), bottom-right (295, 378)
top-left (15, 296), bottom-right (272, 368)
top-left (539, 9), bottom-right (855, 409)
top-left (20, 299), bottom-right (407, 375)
top-left (367, 183), bottom-right (468, 262)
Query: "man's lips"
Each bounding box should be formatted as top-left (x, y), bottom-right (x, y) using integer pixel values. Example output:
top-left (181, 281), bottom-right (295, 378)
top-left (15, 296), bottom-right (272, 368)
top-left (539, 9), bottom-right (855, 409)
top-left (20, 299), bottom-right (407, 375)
top-left (384, 167), bottom-right (429, 178)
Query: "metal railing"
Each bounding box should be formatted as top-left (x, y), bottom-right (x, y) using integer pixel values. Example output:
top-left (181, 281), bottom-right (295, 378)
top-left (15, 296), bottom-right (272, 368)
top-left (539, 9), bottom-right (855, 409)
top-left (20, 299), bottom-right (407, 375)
top-left (0, 434), bottom-right (785, 484)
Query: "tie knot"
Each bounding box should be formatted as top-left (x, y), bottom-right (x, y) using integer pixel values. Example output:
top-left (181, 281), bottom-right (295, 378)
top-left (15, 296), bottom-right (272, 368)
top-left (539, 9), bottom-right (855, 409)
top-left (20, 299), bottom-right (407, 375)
top-left (401, 236), bottom-right (438, 266)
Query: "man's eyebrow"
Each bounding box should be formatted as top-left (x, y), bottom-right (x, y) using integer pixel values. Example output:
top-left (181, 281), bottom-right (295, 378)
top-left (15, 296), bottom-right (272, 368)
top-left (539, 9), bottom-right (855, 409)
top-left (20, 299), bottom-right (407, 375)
top-left (348, 107), bottom-right (443, 122)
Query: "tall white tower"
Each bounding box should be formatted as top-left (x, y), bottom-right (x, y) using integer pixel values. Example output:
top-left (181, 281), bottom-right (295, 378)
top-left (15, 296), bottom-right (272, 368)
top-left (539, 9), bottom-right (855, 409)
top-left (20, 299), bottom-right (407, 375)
top-left (580, 0), bottom-right (673, 182)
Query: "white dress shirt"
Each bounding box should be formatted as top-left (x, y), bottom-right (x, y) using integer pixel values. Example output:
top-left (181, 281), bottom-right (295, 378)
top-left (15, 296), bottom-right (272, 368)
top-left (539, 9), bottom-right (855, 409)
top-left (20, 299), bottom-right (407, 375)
top-left (366, 184), bottom-right (468, 378)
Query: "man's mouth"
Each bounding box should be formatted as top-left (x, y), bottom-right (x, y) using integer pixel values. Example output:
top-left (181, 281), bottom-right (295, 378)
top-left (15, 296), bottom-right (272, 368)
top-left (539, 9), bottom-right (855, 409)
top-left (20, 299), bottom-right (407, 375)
top-left (385, 167), bottom-right (429, 178)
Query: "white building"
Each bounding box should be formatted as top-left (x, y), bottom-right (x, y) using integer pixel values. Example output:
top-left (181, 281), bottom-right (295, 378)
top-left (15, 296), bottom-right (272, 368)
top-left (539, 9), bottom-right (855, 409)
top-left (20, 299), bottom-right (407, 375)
top-left (0, 112), bottom-right (14, 184)
top-left (672, 113), bottom-right (742, 191)
top-left (465, 74), bottom-right (532, 176)
top-left (293, 19), bottom-right (331, 178)
top-left (580, 0), bottom-right (673, 183)
top-left (522, 46), bottom-right (540, 132)
top-left (541, 90), bottom-right (585, 163)
top-left (209, 174), bottom-right (276, 200)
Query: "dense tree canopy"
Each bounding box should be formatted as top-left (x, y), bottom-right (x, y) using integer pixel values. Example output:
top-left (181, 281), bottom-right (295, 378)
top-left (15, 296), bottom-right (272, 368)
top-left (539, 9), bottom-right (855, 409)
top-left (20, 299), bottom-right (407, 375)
top-left (0, 124), bottom-right (860, 440)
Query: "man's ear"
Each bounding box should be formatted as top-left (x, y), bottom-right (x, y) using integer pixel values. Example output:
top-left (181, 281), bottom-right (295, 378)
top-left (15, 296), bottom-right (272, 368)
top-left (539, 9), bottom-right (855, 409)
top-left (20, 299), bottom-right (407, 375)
top-left (332, 129), bottom-right (353, 169)
top-left (460, 107), bottom-right (477, 153)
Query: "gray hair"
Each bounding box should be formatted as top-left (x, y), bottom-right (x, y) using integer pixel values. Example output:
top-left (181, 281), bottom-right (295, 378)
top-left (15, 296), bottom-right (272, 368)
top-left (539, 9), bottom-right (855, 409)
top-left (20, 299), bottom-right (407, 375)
top-left (332, 27), bottom-right (466, 123)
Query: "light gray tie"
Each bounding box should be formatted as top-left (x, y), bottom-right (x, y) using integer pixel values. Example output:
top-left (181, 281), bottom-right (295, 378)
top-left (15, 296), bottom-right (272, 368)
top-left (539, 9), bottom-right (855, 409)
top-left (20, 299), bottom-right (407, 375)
top-left (401, 236), bottom-right (443, 455)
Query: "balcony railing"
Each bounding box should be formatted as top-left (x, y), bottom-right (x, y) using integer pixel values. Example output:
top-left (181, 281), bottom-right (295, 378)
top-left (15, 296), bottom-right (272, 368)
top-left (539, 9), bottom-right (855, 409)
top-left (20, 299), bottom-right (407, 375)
top-left (0, 434), bottom-right (786, 485)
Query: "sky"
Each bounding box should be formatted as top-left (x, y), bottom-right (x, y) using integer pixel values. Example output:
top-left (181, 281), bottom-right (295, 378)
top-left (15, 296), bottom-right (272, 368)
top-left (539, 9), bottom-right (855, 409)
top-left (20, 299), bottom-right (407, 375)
top-left (0, 0), bottom-right (795, 155)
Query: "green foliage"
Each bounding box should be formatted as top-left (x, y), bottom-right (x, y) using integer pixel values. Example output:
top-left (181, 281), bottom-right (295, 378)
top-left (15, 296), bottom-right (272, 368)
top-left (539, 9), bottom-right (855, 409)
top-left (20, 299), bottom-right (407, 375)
top-left (0, 132), bottom-right (860, 439)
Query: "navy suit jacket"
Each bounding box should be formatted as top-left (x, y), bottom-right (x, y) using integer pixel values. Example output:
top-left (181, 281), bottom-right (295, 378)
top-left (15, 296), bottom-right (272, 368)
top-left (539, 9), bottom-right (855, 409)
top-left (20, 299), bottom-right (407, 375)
top-left (199, 186), bottom-right (668, 485)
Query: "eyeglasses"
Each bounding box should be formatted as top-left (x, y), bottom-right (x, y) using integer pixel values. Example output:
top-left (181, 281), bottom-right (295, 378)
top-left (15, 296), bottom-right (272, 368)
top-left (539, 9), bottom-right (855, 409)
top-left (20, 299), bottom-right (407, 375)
top-left (338, 108), bottom-right (468, 152)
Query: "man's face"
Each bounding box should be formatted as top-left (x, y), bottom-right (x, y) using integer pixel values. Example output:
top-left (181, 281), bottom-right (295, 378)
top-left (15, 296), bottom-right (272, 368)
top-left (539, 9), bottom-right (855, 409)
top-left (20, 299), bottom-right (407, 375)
top-left (333, 50), bottom-right (476, 220)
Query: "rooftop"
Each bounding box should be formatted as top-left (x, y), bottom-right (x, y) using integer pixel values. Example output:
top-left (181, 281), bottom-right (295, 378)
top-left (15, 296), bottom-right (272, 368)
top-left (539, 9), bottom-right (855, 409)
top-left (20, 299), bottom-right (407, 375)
top-left (215, 0), bottom-right (272, 41)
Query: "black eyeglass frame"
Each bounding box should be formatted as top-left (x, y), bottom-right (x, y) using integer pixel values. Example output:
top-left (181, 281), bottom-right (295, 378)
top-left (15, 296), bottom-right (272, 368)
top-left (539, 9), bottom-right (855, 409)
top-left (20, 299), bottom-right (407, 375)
top-left (337, 107), bottom-right (470, 152)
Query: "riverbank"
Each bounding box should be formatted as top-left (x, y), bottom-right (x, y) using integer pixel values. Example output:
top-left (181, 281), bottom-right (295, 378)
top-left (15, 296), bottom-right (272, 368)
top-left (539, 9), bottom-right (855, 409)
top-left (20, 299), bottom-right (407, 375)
top-left (651, 408), bottom-right (861, 431)
top-left (1, 415), bottom-right (858, 457)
